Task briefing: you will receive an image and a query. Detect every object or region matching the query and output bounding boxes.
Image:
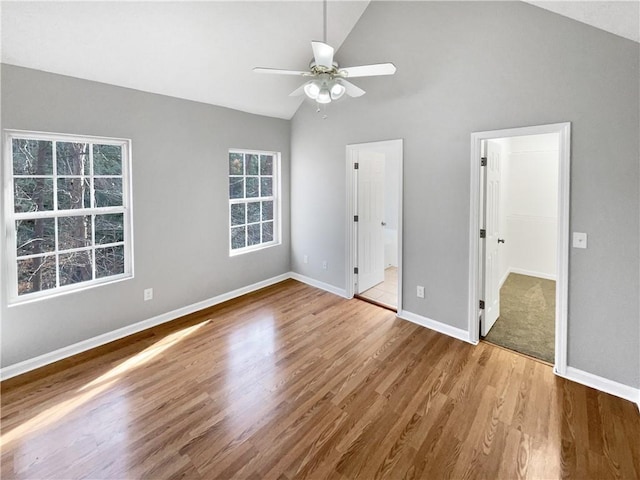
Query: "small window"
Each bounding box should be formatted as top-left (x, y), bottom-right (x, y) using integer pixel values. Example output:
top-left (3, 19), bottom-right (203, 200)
top-left (4, 130), bottom-right (133, 303)
top-left (228, 150), bottom-right (280, 255)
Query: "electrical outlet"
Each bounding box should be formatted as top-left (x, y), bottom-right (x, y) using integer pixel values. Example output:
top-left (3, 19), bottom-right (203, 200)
top-left (144, 288), bottom-right (153, 301)
top-left (416, 286), bottom-right (425, 298)
top-left (303, 254), bottom-right (308, 264)
top-left (322, 260), bottom-right (328, 270)
top-left (573, 232), bottom-right (587, 249)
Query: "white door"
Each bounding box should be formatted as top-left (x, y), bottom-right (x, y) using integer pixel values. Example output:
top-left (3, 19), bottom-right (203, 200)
top-left (482, 141), bottom-right (502, 336)
top-left (357, 151), bottom-right (385, 293)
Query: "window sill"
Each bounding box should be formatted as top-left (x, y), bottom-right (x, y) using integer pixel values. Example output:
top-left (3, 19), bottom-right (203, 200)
top-left (229, 240), bottom-right (281, 257)
top-left (7, 273), bottom-right (134, 307)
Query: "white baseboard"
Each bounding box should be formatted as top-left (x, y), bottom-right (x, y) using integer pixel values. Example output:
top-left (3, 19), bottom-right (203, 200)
top-left (556, 366), bottom-right (640, 407)
top-left (509, 267), bottom-right (556, 281)
top-left (0, 273), bottom-right (291, 381)
top-left (289, 272), bottom-right (349, 298)
top-left (397, 309), bottom-right (474, 344)
top-left (499, 270), bottom-right (510, 289)
top-left (6, 271), bottom-right (636, 414)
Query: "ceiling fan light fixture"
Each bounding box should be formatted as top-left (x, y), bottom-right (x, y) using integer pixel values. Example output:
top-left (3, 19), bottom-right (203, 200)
top-left (316, 87), bottom-right (332, 104)
top-left (330, 81), bottom-right (346, 100)
top-left (304, 81), bottom-right (321, 99)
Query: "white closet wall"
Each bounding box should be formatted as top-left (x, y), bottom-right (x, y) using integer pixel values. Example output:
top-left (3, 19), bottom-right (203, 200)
top-left (499, 134), bottom-right (559, 284)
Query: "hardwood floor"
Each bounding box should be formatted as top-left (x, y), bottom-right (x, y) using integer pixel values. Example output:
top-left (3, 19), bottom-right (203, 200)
top-left (2, 279), bottom-right (639, 479)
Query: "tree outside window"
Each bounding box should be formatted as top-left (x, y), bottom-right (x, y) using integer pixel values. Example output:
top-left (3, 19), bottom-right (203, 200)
top-left (228, 150), bottom-right (279, 254)
top-left (5, 131), bottom-right (132, 302)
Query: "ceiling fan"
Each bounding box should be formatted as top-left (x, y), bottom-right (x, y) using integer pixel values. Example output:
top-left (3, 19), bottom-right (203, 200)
top-left (252, 1), bottom-right (396, 106)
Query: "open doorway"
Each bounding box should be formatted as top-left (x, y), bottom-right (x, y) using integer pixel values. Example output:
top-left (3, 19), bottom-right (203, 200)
top-left (346, 139), bottom-right (403, 311)
top-left (468, 123), bottom-right (570, 373)
top-left (481, 134), bottom-right (559, 363)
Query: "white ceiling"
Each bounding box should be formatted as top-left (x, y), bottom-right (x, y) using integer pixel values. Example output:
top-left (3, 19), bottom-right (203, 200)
top-left (0, 1), bottom-right (370, 119)
top-left (524, 1), bottom-right (639, 44)
top-left (1, 1), bottom-right (638, 120)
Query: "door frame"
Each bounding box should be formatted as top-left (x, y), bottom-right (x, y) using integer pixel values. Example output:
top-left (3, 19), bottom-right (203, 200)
top-left (346, 139), bottom-right (403, 312)
top-left (468, 123), bottom-right (570, 374)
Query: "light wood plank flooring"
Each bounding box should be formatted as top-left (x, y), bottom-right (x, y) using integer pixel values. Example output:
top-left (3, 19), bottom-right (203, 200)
top-left (2, 279), bottom-right (639, 479)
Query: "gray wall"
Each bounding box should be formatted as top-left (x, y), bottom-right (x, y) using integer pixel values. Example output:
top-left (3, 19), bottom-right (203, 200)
top-left (291, 1), bottom-right (640, 388)
top-left (1, 65), bottom-right (291, 368)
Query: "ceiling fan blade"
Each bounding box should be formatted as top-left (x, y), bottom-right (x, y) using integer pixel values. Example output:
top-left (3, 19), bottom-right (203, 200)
top-left (253, 67), bottom-right (308, 76)
top-left (311, 41), bottom-right (334, 68)
top-left (289, 83), bottom-right (307, 97)
top-left (340, 79), bottom-right (366, 98)
top-left (339, 63), bottom-right (397, 78)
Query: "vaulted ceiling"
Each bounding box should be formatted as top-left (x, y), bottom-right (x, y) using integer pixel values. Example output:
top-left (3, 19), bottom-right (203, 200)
top-left (2, 1), bottom-right (638, 120)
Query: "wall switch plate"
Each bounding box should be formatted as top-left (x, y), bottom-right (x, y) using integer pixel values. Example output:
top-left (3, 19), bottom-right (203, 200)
top-left (573, 232), bottom-right (587, 249)
top-left (303, 255), bottom-right (308, 264)
top-left (416, 286), bottom-right (425, 298)
top-left (144, 288), bottom-right (153, 301)
top-left (322, 260), bottom-right (328, 270)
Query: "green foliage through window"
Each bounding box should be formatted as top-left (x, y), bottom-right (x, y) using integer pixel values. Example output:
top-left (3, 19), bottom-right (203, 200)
top-left (6, 133), bottom-right (131, 300)
top-left (228, 150), bottom-right (278, 253)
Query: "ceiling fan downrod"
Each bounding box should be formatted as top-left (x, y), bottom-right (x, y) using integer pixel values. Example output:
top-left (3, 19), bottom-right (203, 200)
top-left (323, 0), bottom-right (327, 44)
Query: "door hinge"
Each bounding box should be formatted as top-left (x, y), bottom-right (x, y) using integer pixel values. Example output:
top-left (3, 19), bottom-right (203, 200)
top-left (481, 157), bottom-right (487, 167)
top-left (354, 162), bottom-right (359, 169)
top-left (354, 267), bottom-right (359, 274)
top-left (479, 300), bottom-right (485, 309)
top-left (480, 229), bottom-right (486, 239)
top-left (354, 215), bottom-right (359, 222)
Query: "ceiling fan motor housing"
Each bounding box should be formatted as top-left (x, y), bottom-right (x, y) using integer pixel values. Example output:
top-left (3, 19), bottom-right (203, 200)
top-left (309, 60), bottom-right (341, 76)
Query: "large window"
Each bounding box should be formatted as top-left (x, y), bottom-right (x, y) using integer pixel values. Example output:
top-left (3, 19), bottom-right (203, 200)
top-left (228, 149), bottom-right (279, 254)
top-left (4, 130), bottom-right (132, 303)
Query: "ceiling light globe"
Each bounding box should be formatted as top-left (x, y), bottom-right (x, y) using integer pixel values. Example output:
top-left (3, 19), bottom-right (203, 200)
top-left (317, 88), bottom-right (331, 104)
top-left (304, 82), bottom-right (321, 99)
top-left (330, 82), bottom-right (346, 100)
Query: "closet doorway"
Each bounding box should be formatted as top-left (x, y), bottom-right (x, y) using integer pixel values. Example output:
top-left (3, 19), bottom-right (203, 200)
top-left (481, 134), bottom-right (559, 362)
top-left (469, 123), bottom-right (570, 372)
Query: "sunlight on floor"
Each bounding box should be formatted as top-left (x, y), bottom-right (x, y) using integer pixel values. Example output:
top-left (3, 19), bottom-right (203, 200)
top-left (226, 315), bottom-right (276, 424)
top-left (1, 320), bottom-right (210, 449)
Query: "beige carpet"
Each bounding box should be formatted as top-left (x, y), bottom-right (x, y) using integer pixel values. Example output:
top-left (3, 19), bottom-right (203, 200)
top-left (483, 273), bottom-right (555, 363)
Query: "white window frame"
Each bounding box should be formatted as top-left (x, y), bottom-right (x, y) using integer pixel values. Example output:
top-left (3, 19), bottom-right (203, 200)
top-left (3, 129), bottom-right (134, 305)
top-left (228, 149), bottom-right (281, 256)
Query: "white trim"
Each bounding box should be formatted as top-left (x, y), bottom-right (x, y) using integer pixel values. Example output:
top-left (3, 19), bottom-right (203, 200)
top-left (0, 272), bottom-right (290, 380)
top-left (468, 123), bottom-right (570, 376)
top-left (556, 124), bottom-right (571, 375)
top-left (506, 267), bottom-right (556, 281)
top-left (0, 271), bottom-right (353, 380)
top-left (4, 268), bottom-right (637, 412)
top-left (397, 309), bottom-right (474, 344)
top-left (558, 366), bottom-right (640, 406)
top-left (228, 150), bottom-right (281, 256)
top-left (289, 272), bottom-right (348, 298)
top-left (345, 139), bottom-right (404, 312)
top-left (499, 269), bottom-right (510, 289)
top-left (4, 130), bottom-right (134, 305)
top-left (397, 151), bottom-right (404, 313)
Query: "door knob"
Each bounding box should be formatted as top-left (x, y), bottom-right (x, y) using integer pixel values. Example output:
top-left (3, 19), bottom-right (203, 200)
top-left (381, 222), bottom-right (387, 226)
top-left (498, 238), bottom-right (505, 244)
